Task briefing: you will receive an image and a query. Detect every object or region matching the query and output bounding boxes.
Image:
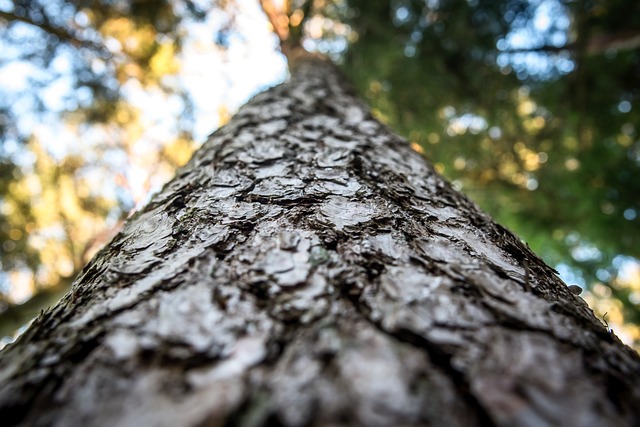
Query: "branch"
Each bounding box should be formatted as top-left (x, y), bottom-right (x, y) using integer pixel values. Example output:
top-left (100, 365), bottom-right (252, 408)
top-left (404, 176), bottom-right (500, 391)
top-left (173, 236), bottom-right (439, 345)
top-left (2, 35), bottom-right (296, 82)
top-left (586, 30), bottom-right (640, 55)
top-left (499, 44), bottom-right (574, 54)
top-left (499, 31), bottom-right (640, 56)
top-left (0, 10), bottom-right (108, 55)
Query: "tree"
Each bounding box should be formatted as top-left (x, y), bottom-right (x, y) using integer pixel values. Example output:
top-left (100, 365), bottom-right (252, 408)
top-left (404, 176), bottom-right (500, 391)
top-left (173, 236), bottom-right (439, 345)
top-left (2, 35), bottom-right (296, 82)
top-left (0, 46), bottom-right (639, 425)
top-left (2, 0), bottom-right (639, 348)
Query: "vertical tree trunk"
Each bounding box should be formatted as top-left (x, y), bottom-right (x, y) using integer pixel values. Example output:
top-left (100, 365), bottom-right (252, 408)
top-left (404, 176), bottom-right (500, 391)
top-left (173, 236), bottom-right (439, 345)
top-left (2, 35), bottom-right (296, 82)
top-left (1, 56), bottom-right (639, 427)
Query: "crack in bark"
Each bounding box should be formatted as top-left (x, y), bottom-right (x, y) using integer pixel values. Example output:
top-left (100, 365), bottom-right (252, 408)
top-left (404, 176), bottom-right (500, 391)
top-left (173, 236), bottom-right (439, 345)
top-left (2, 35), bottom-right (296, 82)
top-left (384, 326), bottom-right (496, 427)
top-left (336, 277), bottom-right (495, 427)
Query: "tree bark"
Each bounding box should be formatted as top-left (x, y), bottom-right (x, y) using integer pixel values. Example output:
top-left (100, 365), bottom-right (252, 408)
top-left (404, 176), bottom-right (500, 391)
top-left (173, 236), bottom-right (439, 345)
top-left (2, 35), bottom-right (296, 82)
top-left (1, 56), bottom-right (639, 427)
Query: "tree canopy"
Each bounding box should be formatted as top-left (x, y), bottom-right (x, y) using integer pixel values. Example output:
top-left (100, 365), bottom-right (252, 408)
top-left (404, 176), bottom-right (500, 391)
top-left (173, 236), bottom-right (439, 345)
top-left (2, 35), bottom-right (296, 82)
top-left (0, 0), bottom-right (638, 347)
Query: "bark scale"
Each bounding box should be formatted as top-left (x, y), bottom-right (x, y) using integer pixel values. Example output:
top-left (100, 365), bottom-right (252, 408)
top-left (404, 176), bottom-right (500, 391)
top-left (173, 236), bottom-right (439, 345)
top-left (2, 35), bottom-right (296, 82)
top-left (0, 57), bottom-right (639, 427)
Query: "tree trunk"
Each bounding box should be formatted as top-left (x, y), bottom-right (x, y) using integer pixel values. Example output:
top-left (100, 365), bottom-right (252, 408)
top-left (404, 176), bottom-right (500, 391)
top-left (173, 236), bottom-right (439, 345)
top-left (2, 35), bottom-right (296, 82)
top-left (1, 56), bottom-right (639, 427)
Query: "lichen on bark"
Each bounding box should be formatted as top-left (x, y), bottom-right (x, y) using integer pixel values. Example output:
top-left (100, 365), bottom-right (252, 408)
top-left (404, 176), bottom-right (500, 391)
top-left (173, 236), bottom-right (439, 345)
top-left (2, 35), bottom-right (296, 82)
top-left (1, 56), bottom-right (639, 427)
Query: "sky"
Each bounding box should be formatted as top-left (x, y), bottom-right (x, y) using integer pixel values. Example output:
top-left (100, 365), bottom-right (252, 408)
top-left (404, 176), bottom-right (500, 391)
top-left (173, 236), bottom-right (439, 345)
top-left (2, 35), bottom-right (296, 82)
top-left (178, 0), bottom-right (287, 142)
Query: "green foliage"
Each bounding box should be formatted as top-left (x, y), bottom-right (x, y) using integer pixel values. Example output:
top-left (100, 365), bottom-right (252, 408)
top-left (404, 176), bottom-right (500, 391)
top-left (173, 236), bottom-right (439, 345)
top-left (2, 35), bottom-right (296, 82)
top-left (337, 0), bottom-right (640, 341)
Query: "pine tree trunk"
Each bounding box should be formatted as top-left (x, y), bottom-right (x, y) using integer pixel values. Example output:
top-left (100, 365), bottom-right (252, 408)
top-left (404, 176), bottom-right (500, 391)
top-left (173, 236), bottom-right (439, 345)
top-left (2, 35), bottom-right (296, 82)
top-left (1, 56), bottom-right (639, 427)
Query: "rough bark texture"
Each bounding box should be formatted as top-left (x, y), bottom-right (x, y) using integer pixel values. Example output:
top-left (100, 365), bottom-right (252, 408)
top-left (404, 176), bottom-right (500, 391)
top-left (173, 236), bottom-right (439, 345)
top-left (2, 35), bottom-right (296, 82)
top-left (1, 57), bottom-right (639, 427)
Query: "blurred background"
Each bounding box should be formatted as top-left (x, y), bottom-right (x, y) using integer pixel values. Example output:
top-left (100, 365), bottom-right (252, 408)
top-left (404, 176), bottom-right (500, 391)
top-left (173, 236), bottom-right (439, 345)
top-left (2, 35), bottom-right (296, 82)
top-left (0, 0), bottom-right (638, 349)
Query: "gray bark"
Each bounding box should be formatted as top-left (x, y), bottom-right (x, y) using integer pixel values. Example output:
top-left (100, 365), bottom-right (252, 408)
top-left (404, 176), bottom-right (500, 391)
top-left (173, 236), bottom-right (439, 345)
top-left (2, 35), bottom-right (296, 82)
top-left (1, 56), bottom-right (639, 427)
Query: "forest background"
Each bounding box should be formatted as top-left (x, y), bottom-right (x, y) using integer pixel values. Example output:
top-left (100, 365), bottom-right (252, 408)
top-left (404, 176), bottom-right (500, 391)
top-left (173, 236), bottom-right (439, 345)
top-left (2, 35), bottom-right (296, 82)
top-left (0, 0), bottom-right (638, 349)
